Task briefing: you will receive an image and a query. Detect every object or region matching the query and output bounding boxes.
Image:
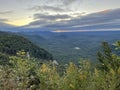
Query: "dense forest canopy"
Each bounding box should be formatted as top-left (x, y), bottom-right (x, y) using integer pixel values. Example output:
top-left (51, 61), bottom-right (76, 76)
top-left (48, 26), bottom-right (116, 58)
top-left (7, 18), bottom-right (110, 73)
top-left (0, 31), bottom-right (53, 60)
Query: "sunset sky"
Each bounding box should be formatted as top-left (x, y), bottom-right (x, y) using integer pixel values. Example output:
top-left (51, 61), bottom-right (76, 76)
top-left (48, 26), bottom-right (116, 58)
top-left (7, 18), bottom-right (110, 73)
top-left (0, 0), bottom-right (120, 31)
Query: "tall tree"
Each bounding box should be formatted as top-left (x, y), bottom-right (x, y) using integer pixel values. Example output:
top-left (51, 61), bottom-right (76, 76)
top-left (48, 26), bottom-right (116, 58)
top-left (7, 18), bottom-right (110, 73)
top-left (97, 41), bottom-right (120, 72)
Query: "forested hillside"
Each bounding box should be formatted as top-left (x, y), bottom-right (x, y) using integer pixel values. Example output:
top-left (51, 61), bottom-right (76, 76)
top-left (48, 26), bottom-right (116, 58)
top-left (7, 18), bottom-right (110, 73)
top-left (20, 31), bottom-right (120, 63)
top-left (0, 31), bottom-right (53, 60)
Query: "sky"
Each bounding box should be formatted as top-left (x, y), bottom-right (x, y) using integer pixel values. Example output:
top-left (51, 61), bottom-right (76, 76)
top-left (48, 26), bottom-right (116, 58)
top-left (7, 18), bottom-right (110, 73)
top-left (0, 0), bottom-right (120, 32)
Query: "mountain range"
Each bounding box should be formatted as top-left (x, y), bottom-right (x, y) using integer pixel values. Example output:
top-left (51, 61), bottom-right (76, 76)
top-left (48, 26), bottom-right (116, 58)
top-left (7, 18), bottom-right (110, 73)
top-left (18, 30), bottom-right (120, 64)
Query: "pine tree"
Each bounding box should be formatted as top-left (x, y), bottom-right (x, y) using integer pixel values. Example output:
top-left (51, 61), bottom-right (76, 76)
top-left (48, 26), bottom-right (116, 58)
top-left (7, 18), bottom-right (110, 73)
top-left (97, 42), bottom-right (113, 71)
top-left (97, 41), bottom-right (120, 72)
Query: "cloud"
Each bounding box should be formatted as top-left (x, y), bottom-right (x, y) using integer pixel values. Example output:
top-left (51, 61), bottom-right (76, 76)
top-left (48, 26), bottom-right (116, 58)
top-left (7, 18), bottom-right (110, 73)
top-left (60, 0), bottom-right (82, 5)
top-left (28, 5), bottom-right (70, 12)
top-left (27, 0), bottom-right (83, 13)
top-left (25, 13), bottom-right (72, 28)
top-left (0, 21), bottom-right (17, 32)
top-left (46, 8), bottom-right (120, 29)
top-left (33, 13), bottom-right (72, 20)
top-left (0, 18), bottom-right (8, 22)
top-left (0, 11), bottom-right (13, 15)
top-left (25, 8), bottom-right (120, 30)
top-left (26, 20), bottom-right (51, 28)
top-left (0, 18), bottom-right (16, 29)
top-left (0, 18), bottom-right (18, 32)
top-left (25, 0), bottom-right (82, 5)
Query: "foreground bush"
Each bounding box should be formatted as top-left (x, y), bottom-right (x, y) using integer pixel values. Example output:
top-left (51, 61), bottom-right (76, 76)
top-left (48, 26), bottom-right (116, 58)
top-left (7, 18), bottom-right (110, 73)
top-left (0, 56), bottom-right (120, 90)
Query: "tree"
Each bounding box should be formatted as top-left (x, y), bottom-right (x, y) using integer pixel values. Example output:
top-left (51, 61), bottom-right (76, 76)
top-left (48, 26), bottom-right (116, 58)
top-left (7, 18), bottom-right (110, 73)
top-left (97, 41), bottom-right (120, 72)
